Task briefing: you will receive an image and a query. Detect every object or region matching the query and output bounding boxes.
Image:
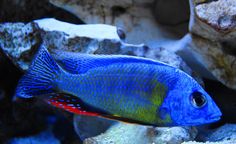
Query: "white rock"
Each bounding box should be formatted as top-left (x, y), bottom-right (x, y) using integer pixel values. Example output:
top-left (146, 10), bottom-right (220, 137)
top-left (35, 18), bottom-right (121, 41)
top-left (183, 124), bottom-right (236, 144)
top-left (208, 124), bottom-right (236, 142)
top-left (182, 140), bottom-right (236, 144)
top-left (83, 122), bottom-right (197, 144)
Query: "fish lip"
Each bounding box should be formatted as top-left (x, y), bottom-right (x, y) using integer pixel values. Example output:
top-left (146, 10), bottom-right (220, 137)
top-left (207, 110), bottom-right (222, 121)
top-left (207, 115), bottom-right (221, 122)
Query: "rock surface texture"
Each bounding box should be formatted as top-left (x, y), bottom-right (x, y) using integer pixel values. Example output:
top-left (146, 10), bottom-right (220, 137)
top-left (207, 124), bottom-right (236, 142)
top-left (183, 124), bottom-right (236, 144)
top-left (0, 18), bottom-right (201, 84)
top-left (188, 0), bottom-right (236, 89)
top-left (49, 0), bottom-right (187, 48)
top-left (190, 0), bottom-right (236, 41)
top-left (83, 122), bottom-right (197, 144)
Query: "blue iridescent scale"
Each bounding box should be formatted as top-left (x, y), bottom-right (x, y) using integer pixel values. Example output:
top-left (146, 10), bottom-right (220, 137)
top-left (56, 61), bottom-right (174, 123)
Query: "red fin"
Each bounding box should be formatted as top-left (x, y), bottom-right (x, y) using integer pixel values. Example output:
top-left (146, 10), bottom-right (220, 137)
top-left (46, 94), bottom-right (100, 116)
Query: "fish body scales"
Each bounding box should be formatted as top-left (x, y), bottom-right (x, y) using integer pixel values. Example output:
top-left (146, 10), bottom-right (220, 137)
top-left (57, 63), bottom-right (170, 124)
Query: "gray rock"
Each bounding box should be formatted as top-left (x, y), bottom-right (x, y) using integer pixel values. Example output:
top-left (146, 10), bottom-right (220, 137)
top-left (186, 34), bottom-right (236, 89)
top-left (0, 19), bottom-right (200, 84)
top-left (182, 140), bottom-right (236, 144)
top-left (183, 124), bottom-right (236, 144)
top-left (83, 122), bottom-right (198, 144)
top-left (190, 0), bottom-right (236, 42)
top-left (37, 19), bottom-right (203, 84)
top-left (0, 22), bottom-right (41, 70)
top-left (49, 0), bottom-right (187, 48)
top-left (0, 18), bottom-right (123, 70)
top-left (208, 124), bottom-right (236, 142)
top-left (188, 0), bottom-right (236, 89)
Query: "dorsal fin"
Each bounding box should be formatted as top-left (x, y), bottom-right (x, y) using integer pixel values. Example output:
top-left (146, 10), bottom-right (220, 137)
top-left (52, 50), bottom-right (169, 74)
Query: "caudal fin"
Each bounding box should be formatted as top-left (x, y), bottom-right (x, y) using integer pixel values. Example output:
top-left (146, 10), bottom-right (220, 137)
top-left (15, 45), bottom-right (61, 98)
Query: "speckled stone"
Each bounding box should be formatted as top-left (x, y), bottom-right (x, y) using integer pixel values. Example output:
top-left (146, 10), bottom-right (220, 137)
top-left (83, 122), bottom-right (198, 144)
top-left (0, 19), bottom-right (201, 86)
top-left (208, 124), bottom-right (236, 142)
top-left (0, 22), bottom-right (41, 70)
top-left (190, 0), bottom-right (236, 41)
top-left (183, 124), bottom-right (236, 144)
top-left (187, 34), bottom-right (236, 89)
top-left (49, 0), bottom-right (186, 49)
top-left (188, 0), bottom-right (236, 89)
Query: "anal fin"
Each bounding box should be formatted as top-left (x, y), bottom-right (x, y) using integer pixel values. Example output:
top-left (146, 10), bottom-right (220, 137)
top-left (45, 94), bottom-right (100, 116)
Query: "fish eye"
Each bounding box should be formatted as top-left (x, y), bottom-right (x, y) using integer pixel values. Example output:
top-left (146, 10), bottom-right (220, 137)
top-left (191, 92), bottom-right (207, 108)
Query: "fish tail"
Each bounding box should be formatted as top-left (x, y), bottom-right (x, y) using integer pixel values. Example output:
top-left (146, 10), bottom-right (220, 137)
top-left (15, 45), bottom-right (62, 98)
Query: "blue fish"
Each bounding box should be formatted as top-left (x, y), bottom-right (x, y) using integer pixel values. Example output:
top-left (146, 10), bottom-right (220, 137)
top-left (15, 45), bottom-right (222, 126)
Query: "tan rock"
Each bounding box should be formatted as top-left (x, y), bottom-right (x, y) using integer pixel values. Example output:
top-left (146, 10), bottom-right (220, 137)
top-left (188, 34), bottom-right (236, 89)
top-left (188, 0), bottom-right (236, 89)
top-left (190, 0), bottom-right (236, 41)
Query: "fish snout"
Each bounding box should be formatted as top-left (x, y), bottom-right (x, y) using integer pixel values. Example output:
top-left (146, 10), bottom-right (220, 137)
top-left (206, 112), bottom-right (222, 122)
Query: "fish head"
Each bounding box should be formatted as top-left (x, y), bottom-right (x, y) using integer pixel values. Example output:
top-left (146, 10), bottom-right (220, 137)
top-left (159, 73), bottom-right (222, 126)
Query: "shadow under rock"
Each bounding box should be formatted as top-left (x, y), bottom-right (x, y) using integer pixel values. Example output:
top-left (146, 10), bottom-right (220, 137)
top-left (0, 0), bottom-right (83, 24)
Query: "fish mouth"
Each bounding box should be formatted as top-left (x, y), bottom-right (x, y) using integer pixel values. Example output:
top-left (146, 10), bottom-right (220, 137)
top-left (206, 115), bottom-right (221, 122)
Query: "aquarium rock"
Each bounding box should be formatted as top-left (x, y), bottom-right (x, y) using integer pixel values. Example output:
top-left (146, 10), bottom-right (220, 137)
top-left (182, 140), bottom-right (236, 144)
top-left (183, 124), bottom-right (236, 144)
top-left (190, 0), bottom-right (236, 41)
top-left (0, 22), bottom-right (41, 70)
top-left (186, 34), bottom-right (236, 89)
top-left (187, 0), bottom-right (236, 89)
top-left (207, 124), bottom-right (236, 142)
top-left (0, 19), bottom-right (123, 70)
top-left (49, 0), bottom-right (188, 48)
top-left (83, 122), bottom-right (197, 144)
top-left (0, 18), bottom-right (202, 85)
